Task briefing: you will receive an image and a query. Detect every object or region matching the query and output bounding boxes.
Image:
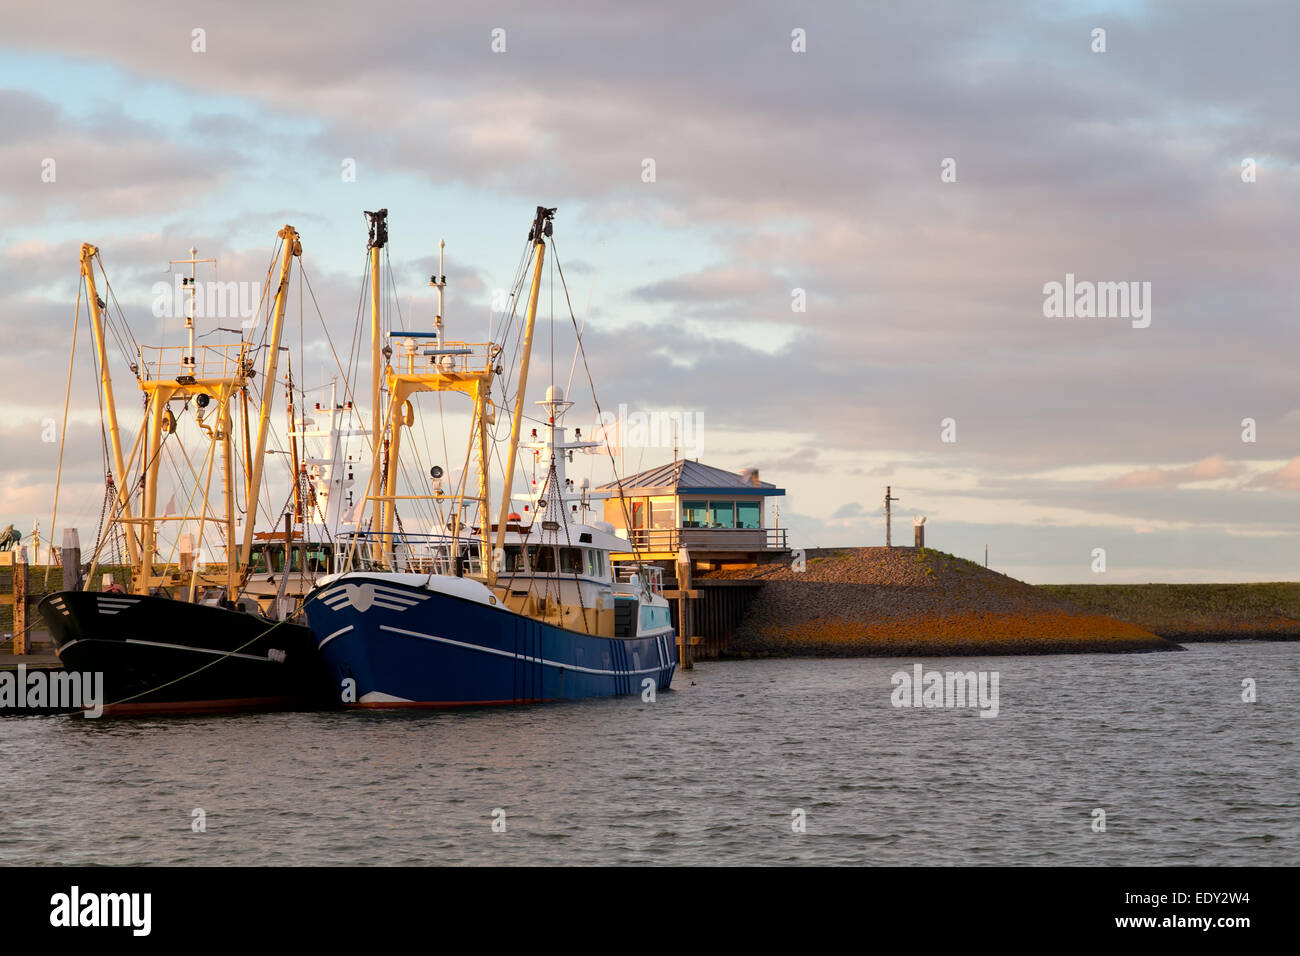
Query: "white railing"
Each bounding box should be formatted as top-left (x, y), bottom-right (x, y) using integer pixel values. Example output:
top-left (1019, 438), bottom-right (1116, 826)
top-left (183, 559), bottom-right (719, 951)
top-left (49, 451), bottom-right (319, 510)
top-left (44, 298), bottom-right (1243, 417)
top-left (335, 532), bottom-right (482, 576)
top-left (625, 527), bottom-right (789, 551)
top-left (614, 563), bottom-right (664, 597)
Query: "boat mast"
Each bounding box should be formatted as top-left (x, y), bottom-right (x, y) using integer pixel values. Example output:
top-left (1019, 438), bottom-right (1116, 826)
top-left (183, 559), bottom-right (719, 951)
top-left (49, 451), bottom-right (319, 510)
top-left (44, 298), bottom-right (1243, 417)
top-left (492, 206), bottom-right (553, 574)
top-left (433, 238), bottom-right (445, 340)
top-left (171, 246), bottom-right (215, 377)
top-left (237, 225), bottom-right (301, 571)
top-left (80, 243), bottom-right (141, 567)
top-left (366, 210), bottom-right (387, 563)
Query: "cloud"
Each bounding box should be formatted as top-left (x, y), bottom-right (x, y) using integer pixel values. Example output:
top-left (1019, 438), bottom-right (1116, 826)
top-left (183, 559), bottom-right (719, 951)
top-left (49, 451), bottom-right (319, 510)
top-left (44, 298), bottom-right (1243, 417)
top-left (3, 1), bottom-right (1300, 580)
top-left (0, 91), bottom-right (244, 226)
top-left (1102, 454), bottom-right (1245, 489)
top-left (1248, 456), bottom-right (1300, 491)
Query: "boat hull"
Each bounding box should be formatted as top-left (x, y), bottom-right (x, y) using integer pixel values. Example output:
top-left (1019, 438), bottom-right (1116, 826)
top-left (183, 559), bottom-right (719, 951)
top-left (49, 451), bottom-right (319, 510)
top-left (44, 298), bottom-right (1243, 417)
top-left (38, 591), bottom-right (335, 715)
top-left (303, 576), bottom-right (677, 706)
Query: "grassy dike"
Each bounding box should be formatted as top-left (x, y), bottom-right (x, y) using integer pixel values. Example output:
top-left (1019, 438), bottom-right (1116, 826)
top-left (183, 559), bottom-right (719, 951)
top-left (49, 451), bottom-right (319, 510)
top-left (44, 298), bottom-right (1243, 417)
top-left (1037, 583), bottom-right (1300, 643)
top-left (705, 547), bottom-right (1178, 657)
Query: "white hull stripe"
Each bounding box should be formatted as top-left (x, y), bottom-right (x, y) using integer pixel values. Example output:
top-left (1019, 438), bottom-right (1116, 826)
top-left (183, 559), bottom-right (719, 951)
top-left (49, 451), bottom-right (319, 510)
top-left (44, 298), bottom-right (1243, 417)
top-left (122, 638), bottom-right (275, 663)
top-left (379, 625), bottom-right (671, 677)
top-left (320, 584), bottom-right (428, 604)
top-left (322, 594), bottom-right (423, 608)
top-left (317, 625), bottom-right (354, 649)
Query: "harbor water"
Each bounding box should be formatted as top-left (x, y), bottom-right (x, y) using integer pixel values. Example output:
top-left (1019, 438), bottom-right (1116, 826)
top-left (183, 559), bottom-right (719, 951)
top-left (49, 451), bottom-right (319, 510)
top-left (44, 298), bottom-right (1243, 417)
top-left (0, 641), bottom-right (1294, 866)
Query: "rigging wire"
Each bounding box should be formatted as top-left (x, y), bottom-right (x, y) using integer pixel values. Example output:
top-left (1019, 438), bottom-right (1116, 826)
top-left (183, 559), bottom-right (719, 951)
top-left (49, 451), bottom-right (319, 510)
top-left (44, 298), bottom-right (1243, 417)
top-left (43, 280), bottom-right (83, 589)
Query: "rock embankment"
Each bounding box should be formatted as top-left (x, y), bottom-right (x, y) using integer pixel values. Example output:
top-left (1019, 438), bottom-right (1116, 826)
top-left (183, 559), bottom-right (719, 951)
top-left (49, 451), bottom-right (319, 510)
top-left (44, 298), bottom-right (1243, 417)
top-left (700, 548), bottom-right (1176, 657)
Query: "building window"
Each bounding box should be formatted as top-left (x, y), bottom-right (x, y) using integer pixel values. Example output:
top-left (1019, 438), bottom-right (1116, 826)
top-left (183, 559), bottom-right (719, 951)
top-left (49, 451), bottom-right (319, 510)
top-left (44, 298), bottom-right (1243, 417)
top-left (710, 501), bottom-right (734, 528)
top-left (631, 500), bottom-right (646, 529)
top-left (682, 500), bottom-right (708, 528)
top-left (651, 500), bottom-right (675, 530)
top-left (736, 501), bottom-right (761, 529)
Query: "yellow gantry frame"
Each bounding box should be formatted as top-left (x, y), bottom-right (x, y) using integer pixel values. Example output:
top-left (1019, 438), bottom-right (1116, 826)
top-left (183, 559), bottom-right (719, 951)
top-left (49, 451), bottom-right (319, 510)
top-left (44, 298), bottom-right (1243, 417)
top-left (121, 226), bottom-right (299, 600)
top-left (370, 211), bottom-right (548, 594)
top-left (378, 369), bottom-right (494, 579)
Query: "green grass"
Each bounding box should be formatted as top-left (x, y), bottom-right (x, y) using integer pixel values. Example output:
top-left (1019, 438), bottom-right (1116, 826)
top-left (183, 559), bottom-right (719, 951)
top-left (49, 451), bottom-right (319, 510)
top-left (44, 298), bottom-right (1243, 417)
top-left (1038, 582), bottom-right (1300, 636)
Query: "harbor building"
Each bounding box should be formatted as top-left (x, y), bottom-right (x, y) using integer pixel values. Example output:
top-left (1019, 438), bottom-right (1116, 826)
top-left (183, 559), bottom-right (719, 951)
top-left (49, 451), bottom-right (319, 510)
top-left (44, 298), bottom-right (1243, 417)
top-left (595, 460), bottom-right (787, 661)
top-left (595, 459), bottom-right (787, 569)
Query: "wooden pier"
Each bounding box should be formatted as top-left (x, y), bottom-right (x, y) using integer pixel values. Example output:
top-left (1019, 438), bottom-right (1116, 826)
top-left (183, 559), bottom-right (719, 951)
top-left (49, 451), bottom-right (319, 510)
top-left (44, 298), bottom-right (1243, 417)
top-left (666, 578), bottom-right (766, 659)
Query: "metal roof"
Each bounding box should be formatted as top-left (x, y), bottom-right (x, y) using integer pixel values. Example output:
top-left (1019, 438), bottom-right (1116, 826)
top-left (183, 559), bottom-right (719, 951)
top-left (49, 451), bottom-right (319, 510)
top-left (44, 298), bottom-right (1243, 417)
top-left (595, 459), bottom-right (784, 496)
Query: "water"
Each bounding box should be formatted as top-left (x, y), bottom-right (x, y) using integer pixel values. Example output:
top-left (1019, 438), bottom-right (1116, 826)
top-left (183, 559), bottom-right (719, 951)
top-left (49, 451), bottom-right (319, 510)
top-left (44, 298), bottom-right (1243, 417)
top-left (1, 642), bottom-right (1294, 865)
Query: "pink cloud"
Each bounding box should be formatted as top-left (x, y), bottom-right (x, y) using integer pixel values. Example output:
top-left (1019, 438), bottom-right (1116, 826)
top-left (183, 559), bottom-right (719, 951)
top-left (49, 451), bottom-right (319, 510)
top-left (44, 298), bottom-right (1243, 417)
top-left (1249, 456), bottom-right (1300, 491)
top-left (1103, 454), bottom-right (1243, 489)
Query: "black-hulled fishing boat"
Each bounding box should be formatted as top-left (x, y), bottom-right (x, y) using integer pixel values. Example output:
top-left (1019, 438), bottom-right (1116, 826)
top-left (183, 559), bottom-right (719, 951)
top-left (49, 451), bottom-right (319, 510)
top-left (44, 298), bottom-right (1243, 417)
top-left (38, 229), bottom-right (352, 714)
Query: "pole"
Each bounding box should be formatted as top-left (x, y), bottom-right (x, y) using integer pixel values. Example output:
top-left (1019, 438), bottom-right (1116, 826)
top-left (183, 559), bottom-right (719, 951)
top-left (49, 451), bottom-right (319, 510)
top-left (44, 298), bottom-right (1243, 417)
top-left (137, 390), bottom-right (167, 594)
top-left (219, 385), bottom-right (237, 599)
top-left (884, 486), bottom-right (899, 548)
top-left (366, 211), bottom-right (386, 561)
top-left (81, 244), bottom-right (141, 567)
top-left (238, 225), bottom-right (300, 570)
top-left (13, 547), bottom-right (27, 655)
top-left (492, 206), bottom-right (554, 586)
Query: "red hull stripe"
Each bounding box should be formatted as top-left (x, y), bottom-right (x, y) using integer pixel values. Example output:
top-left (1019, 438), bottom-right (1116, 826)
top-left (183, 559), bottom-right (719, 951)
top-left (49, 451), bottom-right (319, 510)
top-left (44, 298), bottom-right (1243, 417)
top-left (100, 696), bottom-right (301, 716)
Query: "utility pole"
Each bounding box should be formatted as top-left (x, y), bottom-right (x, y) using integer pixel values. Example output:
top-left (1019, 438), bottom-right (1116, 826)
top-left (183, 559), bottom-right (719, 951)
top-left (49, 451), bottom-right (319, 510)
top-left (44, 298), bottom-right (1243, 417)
top-left (985, 543), bottom-right (989, 568)
top-left (884, 486), bottom-right (899, 547)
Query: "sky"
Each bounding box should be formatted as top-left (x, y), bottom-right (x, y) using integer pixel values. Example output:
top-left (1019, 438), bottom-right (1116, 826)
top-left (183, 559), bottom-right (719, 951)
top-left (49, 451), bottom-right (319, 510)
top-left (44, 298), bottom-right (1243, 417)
top-left (0, 0), bottom-right (1296, 583)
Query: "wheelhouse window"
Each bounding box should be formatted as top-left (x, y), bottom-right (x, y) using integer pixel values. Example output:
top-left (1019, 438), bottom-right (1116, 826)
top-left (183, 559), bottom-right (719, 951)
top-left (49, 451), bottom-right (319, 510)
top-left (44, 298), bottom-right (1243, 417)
top-left (526, 545), bottom-right (557, 572)
top-left (502, 545), bottom-right (527, 573)
top-left (559, 547), bottom-right (584, 575)
top-left (305, 545), bottom-right (332, 572)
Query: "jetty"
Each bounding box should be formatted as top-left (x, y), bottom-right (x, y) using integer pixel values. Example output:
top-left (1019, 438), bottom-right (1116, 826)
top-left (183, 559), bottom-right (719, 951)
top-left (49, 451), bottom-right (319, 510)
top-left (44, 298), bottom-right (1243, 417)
top-left (703, 547), bottom-right (1176, 656)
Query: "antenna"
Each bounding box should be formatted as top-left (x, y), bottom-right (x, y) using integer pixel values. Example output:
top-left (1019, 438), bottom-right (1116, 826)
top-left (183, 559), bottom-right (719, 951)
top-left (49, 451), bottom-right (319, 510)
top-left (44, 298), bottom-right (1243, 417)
top-left (429, 239), bottom-right (446, 340)
top-left (168, 247), bottom-right (217, 370)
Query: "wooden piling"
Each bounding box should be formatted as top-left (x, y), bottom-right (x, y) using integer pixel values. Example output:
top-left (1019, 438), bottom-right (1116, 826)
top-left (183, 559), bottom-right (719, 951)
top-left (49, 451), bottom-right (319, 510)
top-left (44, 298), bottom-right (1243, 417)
top-left (676, 548), bottom-right (693, 669)
top-left (1, 549), bottom-right (28, 654)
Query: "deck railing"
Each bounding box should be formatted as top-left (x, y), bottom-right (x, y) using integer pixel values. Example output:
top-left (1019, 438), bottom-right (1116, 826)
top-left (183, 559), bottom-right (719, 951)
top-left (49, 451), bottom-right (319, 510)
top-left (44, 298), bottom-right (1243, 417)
top-left (613, 564), bottom-right (664, 597)
top-left (387, 338), bottom-right (496, 377)
top-left (334, 532), bottom-right (483, 576)
top-left (138, 343), bottom-right (248, 382)
top-left (624, 527), bottom-right (788, 552)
